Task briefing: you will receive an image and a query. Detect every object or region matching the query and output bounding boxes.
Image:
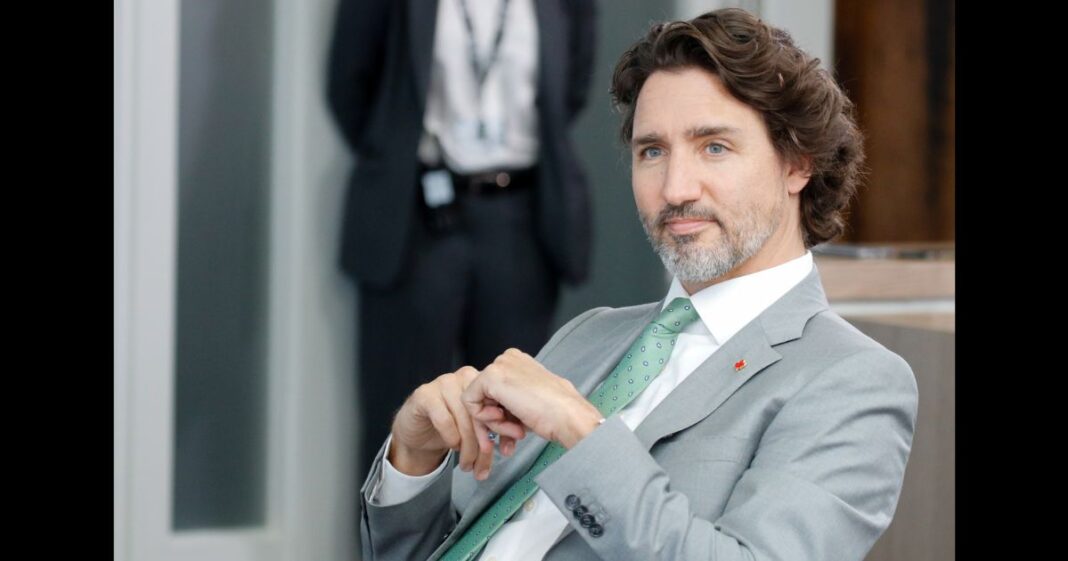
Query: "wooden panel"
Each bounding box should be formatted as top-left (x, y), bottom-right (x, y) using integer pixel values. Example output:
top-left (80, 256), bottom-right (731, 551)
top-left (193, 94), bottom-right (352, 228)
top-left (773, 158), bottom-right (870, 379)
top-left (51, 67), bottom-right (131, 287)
top-left (851, 312), bottom-right (955, 333)
top-left (814, 254), bottom-right (955, 301)
top-left (834, 0), bottom-right (955, 243)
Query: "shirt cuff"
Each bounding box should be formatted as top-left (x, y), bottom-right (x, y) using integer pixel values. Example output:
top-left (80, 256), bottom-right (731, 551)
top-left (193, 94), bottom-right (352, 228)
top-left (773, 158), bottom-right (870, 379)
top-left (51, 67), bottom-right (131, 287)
top-left (370, 433), bottom-right (454, 506)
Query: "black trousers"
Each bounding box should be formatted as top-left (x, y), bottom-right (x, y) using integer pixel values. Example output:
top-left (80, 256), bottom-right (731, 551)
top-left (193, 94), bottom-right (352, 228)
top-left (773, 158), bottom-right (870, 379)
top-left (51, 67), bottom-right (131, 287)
top-left (355, 171), bottom-right (559, 481)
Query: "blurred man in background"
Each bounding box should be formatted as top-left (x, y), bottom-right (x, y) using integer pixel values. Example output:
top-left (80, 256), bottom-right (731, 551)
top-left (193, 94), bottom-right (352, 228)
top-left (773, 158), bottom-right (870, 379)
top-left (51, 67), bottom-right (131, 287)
top-left (326, 0), bottom-right (598, 482)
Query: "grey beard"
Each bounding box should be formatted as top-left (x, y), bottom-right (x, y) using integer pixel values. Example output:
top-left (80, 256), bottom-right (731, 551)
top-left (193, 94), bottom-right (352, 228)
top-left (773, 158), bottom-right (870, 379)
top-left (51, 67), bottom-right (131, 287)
top-left (640, 209), bottom-right (775, 284)
top-left (651, 235), bottom-right (740, 283)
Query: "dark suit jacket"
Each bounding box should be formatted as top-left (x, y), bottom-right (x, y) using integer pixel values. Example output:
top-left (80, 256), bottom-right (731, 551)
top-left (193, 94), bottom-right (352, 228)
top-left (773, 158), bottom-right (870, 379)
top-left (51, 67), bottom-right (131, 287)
top-left (326, 0), bottom-right (598, 288)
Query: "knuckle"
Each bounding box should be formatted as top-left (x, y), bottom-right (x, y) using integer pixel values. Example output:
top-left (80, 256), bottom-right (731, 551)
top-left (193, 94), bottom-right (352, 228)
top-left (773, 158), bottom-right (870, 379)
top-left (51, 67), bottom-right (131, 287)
top-left (439, 374), bottom-right (460, 391)
top-left (432, 409), bottom-right (454, 432)
top-left (412, 384), bottom-right (431, 403)
top-left (427, 406), bottom-right (446, 425)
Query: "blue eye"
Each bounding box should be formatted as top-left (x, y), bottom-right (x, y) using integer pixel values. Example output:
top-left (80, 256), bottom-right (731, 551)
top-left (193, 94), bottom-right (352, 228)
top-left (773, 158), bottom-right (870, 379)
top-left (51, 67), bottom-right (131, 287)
top-left (642, 146), bottom-right (663, 159)
top-left (706, 143), bottom-right (726, 155)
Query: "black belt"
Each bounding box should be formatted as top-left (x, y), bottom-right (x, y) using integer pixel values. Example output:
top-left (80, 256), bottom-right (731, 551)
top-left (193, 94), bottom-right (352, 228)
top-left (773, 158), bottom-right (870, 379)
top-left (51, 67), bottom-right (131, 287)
top-left (418, 165), bottom-right (537, 234)
top-left (447, 166), bottom-right (537, 196)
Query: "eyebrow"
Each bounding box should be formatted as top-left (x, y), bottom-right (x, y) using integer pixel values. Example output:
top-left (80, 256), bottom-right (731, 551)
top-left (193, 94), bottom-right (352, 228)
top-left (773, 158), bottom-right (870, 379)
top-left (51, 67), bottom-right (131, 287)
top-left (631, 125), bottom-right (743, 147)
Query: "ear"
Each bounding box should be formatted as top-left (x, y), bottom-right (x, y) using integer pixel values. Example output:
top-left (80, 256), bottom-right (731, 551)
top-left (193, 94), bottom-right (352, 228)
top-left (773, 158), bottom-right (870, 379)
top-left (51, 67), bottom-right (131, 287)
top-left (784, 155), bottom-right (813, 196)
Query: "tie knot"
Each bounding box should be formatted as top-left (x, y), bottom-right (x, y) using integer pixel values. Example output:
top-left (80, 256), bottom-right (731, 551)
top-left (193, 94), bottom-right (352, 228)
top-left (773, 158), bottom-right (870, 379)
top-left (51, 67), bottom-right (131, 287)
top-left (653, 297), bottom-right (700, 334)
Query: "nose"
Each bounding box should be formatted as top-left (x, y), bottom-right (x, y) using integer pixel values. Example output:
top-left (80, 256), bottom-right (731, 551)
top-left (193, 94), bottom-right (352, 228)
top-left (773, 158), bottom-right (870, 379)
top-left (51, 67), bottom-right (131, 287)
top-left (661, 152), bottom-right (702, 207)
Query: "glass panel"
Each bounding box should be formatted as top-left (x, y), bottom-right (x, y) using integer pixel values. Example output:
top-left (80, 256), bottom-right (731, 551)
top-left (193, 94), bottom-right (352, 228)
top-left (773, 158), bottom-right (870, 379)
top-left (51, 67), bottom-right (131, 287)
top-left (173, 0), bottom-right (274, 531)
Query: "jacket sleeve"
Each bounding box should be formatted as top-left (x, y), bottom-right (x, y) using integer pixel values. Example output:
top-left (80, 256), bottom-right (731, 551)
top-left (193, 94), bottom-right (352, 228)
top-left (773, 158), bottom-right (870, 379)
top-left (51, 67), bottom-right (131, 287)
top-left (360, 436), bottom-right (460, 561)
top-left (534, 348), bottom-right (920, 560)
top-left (325, 0), bottom-right (392, 153)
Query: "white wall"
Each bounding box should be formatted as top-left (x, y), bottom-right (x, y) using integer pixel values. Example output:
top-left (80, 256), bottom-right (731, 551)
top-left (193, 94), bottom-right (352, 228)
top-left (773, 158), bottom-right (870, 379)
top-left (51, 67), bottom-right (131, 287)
top-left (270, 0), bottom-right (360, 559)
top-left (114, 1), bottom-right (132, 557)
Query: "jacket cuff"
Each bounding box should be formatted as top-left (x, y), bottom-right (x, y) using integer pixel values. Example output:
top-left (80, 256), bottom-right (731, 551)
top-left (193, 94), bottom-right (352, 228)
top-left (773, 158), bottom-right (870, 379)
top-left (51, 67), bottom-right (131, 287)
top-left (360, 435), bottom-right (457, 556)
top-left (534, 416), bottom-right (646, 540)
top-left (371, 433), bottom-right (454, 506)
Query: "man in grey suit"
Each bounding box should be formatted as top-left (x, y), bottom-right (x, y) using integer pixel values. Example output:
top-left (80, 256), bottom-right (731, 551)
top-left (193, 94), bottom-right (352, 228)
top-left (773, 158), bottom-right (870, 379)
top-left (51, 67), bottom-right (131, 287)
top-left (359, 8), bottom-right (918, 561)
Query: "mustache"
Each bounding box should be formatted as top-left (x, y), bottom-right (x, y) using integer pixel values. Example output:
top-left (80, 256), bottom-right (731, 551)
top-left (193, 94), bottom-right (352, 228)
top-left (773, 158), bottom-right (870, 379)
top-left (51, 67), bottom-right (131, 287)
top-left (653, 202), bottom-right (719, 229)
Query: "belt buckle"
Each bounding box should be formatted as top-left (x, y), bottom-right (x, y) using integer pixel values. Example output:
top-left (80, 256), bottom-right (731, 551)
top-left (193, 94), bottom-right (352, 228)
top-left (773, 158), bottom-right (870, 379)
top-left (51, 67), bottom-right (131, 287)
top-left (470, 171), bottom-right (512, 195)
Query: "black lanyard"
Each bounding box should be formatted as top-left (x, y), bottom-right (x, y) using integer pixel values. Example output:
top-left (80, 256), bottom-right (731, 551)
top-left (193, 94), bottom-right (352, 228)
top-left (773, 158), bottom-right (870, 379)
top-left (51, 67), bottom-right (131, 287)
top-left (456, 0), bottom-right (512, 139)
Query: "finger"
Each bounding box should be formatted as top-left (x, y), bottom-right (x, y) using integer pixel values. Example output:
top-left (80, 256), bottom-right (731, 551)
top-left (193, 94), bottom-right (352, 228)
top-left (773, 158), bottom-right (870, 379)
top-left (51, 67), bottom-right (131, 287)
top-left (460, 373), bottom-right (491, 419)
top-left (473, 404), bottom-right (506, 422)
top-left (442, 378), bottom-right (480, 472)
top-left (502, 347), bottom-right (527, 359)
top-left (457, 373), bottom-right (498, 479)
top-left (456, 366), bottom-right (480, 388)
top-left (498, 435), bottom-right (516, 456)
top-left (483, 417), bottom-right (526, 441)
top-left (500, 407), bottom-right (526, 435)
top-left (452, 365), bottom-right (493, 470)
top-left (471, 403), bottom-right (527, 439)
top-left (471, 417), bottom-right (496, 481)
top-left (424, 392), bottom-right (461, 453)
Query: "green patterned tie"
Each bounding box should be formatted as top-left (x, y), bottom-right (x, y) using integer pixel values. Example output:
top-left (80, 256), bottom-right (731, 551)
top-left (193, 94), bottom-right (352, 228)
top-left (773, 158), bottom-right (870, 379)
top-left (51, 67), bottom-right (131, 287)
top-left (439, 297), bottom-right (700, 561)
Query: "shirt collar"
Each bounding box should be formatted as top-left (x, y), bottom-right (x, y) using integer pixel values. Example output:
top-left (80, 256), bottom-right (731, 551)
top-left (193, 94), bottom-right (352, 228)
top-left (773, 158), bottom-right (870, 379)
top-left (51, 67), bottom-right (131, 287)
top-left (661, 251), bottom-right (815, 345)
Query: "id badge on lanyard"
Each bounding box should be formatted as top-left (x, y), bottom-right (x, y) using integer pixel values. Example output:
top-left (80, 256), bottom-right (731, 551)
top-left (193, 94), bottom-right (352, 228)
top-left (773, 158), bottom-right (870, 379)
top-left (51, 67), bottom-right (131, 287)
top-left (421, 169), bottom-right (455, 208)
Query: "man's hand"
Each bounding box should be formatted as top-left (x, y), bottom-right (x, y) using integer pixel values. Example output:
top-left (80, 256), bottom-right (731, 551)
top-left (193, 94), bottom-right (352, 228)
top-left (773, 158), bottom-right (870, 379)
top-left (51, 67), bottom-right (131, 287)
top-left (462, 349), bottom-right (604, 471)
top-left (390, 366), bottom-right (527, 479)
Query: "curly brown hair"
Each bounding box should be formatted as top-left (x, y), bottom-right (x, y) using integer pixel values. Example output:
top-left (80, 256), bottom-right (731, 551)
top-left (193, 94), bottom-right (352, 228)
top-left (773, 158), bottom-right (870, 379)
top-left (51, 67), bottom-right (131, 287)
top-left (610, 8), bottom-right (867, 248)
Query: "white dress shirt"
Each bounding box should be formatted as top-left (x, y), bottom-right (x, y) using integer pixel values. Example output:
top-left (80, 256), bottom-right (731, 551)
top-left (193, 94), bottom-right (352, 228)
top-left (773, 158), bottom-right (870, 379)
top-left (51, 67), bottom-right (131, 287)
top-left (418, 0), bottom-right (540, 173)
top-left (369, 251), bottom-right (815, 560)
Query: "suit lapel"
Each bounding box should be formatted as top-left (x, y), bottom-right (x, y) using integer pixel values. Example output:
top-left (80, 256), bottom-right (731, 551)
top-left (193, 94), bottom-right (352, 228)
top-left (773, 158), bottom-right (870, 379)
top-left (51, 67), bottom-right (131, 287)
top-left (632, 319), bottom-right (781, 448)
top-left (570, 303), bottom-right (661, 396)
top-left (634, 265), bottom-right (831, 448)
top-left (409, 0), bottom-right (438, 104)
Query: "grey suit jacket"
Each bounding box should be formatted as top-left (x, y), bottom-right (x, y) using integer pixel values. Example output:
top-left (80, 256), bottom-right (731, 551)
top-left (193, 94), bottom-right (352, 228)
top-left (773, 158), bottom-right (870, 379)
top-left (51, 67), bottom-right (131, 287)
top-left (359, 265), bottom-right (919, 560)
